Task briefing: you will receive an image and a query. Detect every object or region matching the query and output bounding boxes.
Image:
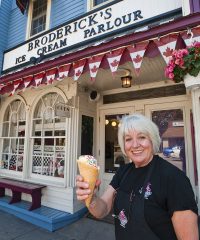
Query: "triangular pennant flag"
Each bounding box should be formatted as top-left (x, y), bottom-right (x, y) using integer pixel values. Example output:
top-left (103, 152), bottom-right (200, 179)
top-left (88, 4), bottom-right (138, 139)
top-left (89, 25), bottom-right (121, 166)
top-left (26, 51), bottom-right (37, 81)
top-left (46, 68), bottom-right (57, 85)
top-left (23, 75), bottom-right (33, 91)
top-left (73, 59), bottom-right (86, 81)
top-left (0, 84), bottom-right (5, 91)
top-left (128, 42), bottom-right (148, 76)
top-left (106, 48), bottom-right (125, 75)
top-left (9, 79), bottom-right (22, 96)
top-left (16, 0), bottom-right (28, 14)
top-left (58, 64), bottom-right (71, 80)
top-left (34, 72), bottom-right (45, 88)
top-left (154, 34), bottom-right (178, 63)
top-left (88, 54), bottom-right (104, 82)
top-left (181, 26), bottom-right (200, 46)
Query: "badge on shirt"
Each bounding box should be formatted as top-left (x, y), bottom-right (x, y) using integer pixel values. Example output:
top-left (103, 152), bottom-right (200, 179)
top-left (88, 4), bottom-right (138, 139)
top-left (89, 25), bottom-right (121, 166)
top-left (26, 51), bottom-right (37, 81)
top-left (112, 209), bottom-right (128, 228)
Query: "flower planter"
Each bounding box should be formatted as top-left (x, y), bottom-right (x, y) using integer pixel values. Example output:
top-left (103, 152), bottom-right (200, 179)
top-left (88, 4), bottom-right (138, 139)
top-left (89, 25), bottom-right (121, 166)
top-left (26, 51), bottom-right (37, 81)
top-left (184, 72), bottom-right (200, 90)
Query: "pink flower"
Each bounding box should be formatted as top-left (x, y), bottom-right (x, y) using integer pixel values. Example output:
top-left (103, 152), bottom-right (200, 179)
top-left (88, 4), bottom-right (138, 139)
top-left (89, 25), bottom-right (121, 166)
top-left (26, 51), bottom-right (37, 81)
top-left (168, 65), bottom-right (174, 72)
top-left (168, 72), bottom-right (174, 79)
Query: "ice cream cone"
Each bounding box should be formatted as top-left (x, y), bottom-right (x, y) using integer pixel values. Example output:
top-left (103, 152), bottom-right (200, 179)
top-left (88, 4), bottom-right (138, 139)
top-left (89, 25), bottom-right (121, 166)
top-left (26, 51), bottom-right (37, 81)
top-left (77, 159), bottom-right (99, 208)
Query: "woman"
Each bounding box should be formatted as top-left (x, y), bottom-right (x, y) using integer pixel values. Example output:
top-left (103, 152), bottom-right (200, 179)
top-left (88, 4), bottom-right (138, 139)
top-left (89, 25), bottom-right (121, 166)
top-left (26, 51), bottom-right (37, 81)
top-left (76, 114), bottom-right (199, 239)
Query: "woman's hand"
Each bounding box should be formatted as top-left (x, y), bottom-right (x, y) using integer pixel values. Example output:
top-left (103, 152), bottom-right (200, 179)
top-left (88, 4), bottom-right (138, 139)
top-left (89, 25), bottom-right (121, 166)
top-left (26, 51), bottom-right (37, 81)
top-left (76, 175), bottom-right (101, 202)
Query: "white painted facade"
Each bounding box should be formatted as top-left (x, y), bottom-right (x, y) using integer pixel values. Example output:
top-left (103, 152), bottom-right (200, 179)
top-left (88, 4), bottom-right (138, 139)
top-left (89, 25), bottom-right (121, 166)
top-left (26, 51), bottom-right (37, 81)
top-left (1, 0), bottom-right (200, 214)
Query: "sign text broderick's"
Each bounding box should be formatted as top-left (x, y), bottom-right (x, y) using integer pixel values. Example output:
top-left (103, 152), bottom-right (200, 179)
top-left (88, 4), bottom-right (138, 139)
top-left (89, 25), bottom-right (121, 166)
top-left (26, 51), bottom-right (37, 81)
top-left (2, 0), bottom-right (181, 71)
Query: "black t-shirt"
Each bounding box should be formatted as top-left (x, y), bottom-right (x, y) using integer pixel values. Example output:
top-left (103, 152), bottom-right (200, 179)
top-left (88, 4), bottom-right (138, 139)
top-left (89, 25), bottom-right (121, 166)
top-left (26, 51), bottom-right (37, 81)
top-left (110, 155), bottom-right (198, 239)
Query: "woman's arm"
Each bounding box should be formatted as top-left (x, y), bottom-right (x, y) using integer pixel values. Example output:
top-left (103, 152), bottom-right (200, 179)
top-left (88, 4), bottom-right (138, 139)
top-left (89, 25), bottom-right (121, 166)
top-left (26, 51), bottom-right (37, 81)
top-left (89, 185), bottom-right (116, 218)
top-left (172, 210), bottom-right (199, 240)
top-left (76, 175), bottom-right (116, 219)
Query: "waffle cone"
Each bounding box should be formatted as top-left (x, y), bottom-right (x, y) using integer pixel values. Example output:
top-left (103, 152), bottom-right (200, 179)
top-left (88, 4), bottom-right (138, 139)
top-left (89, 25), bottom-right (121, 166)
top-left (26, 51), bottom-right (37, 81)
top-left (77, 160), bottom-right (99, 208)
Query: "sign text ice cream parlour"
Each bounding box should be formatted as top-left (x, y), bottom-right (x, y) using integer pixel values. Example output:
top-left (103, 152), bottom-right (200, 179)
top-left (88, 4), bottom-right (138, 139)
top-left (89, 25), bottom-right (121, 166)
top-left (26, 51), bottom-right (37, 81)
top-left (3, 5), bottom-right (143, 71)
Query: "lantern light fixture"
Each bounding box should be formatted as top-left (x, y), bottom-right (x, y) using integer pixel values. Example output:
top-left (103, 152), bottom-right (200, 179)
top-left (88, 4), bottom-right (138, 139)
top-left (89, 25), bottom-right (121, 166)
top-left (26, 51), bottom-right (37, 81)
top-left (121, 76), bottom-right (132, 88)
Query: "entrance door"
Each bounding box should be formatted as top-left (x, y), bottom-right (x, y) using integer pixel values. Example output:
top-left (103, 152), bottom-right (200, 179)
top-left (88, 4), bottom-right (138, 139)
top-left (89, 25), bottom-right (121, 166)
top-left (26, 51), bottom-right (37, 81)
top-left (99, 107), bottom-right (134, 195)
top-left (145, 101), bottom-right (196, 190)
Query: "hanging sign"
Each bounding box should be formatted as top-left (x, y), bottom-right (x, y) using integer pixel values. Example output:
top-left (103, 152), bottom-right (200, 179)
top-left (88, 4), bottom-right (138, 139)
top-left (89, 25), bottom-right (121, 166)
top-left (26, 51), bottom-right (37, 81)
top-left (55, 103), bottom-right (71, 118)
top-left (2, 0), bottom-right (181, 72)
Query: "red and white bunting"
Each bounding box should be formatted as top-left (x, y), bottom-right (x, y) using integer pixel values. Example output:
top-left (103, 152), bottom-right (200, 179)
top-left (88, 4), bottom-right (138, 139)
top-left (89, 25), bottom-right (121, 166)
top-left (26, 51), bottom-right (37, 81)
top-left (46, 68), bottom-right (57, 85)
top-left (0, 84), bottom-right (5, 91)
top-left (58, 64), bottom-right (71, 80)
top-left (73, 59), bottom-right (86, 81)
top-left (106, 48), bottom-right (124, 75)
top-left (181, 26), bottom-right (200, 46)
top-left (154, 34), bottom-right (178, 63)
top-left (10, 79), bottom-right (22, 96)
top-left (34, 72), bottom-right (45, 87)
top-left (23, 75), bottom-right (33, 91)
top-left (128, 42), bottom-right (148, 76)
top-left (88, 54), bottom-right (104, 82)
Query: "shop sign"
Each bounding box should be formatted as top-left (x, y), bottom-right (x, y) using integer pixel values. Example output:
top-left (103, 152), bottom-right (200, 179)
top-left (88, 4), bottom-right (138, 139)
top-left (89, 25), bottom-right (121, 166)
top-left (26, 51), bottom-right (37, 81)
top-left (2, 0), bottom-right (181, 71)
top-left (172, 121), bottom-right (184, 127)
top-left (55, 103), bottom-right (71, 118)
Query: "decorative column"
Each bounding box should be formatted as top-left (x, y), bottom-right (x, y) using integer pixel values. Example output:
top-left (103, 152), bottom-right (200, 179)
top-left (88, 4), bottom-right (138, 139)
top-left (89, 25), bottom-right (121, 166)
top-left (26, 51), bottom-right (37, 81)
top-left (185, 76), bottom-right (200, 209)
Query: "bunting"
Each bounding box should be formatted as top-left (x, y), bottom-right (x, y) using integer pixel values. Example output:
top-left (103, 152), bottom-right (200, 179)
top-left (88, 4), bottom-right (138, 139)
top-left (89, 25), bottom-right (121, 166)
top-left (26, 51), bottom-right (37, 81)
top-left (34, 72), bottom-right (45, 88)
top-left (23, 75), bottom-right (33, 91)
top-left (46, 68), bottom-right (57, 85)
top-left (58, 64), bottom-right (71, 80)
top-left (154, 34), bottom-right (178, 63)
top-left (73, 59), bottom-right (86, 81)
top-left (88, 54), bottom-right (104, 82)
top-left (106, 48), bottom-right (124, 75)
top-left (128, 42), bottom-right (148, 76)
top-left (9, 79), bottom-right (22, 96)
top-left (16, 0), bottom-right (29, 14)
top-left (2, 25), bottom-right (200, 97)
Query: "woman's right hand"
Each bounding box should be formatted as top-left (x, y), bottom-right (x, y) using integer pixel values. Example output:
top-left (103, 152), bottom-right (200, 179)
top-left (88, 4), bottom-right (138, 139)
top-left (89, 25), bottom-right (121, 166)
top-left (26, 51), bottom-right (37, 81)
top-left (76, 175), bottom-right (92, 201)
top-left (76, 175), bottom-right (101, 202)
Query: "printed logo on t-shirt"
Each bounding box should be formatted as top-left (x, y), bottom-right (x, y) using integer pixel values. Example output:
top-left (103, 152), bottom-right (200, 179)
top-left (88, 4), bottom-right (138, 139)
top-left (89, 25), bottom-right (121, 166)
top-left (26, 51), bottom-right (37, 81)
top-left (139, 182), bottom-right (152, 199)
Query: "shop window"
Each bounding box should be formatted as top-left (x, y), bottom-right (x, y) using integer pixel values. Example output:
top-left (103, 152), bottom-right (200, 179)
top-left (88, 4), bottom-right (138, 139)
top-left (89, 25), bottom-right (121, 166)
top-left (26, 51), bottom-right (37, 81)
top-left (152, 109), bottom-right (186, 172)
top-left (27, 0), bottom-right (51, 38)
top-left (0, 100), bottom-right (26, 172)
top-left (31, 93), bottom-right (67, 178)
top-left (81, 115), bottom-right (94, 155)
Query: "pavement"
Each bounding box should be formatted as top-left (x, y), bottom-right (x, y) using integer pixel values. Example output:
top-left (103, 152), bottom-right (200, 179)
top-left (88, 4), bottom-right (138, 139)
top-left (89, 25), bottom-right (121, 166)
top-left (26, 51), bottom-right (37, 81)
top-left (0, 210), bottom-right (115, 240)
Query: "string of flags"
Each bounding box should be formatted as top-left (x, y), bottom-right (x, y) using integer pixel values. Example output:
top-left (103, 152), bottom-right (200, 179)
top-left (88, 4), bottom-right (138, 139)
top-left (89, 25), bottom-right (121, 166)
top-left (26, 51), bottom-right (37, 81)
top-left (1, 25), bottom-right (200, 96)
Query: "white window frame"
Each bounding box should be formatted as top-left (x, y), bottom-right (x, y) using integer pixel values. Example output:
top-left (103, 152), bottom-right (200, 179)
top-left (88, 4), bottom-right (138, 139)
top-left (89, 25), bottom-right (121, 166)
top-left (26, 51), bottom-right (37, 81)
top-left (0, 99), bottom-right (26, 175)
top-left (26, 0), bottom-right (51, 39)
top-left (87, 0), bottom-right (113, 11)
top-left (29, 92), bottom-right (68, 183)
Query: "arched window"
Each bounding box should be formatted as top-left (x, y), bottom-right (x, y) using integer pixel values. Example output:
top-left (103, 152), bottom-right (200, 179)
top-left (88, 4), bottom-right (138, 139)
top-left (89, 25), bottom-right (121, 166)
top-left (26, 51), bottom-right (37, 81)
top-left (1, 100), bottom-right (26, 172)
top-left (31, 93), bottom-right (67, 178)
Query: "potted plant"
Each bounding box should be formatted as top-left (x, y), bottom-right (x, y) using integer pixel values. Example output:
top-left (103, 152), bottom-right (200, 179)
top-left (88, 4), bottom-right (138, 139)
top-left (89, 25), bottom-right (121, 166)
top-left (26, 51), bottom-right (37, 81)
top-left (165, 41), bottom-right (200, 89)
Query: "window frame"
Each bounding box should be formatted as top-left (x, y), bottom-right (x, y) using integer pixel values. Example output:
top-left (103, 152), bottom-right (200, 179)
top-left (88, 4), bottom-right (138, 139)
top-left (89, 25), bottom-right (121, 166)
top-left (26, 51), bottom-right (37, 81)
top-left (87, 0), bottom-right (114, 11)
top-left (26, 0), bottom-right (51, 40)
top-left (0, 99), bottom-right (26, 174)
top-left (30, 92), bottom-right (67, 179)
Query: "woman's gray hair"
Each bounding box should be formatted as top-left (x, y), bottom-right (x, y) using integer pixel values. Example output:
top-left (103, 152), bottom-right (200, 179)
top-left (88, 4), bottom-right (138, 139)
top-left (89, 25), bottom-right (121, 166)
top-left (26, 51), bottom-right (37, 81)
top-left (118, 114), bottom-right (161, 155)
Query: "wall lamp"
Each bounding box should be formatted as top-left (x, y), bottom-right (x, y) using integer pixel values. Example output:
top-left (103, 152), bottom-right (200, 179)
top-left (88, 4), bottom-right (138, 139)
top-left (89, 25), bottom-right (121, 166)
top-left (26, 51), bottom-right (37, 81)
top-left (121, 76), bottom-right (132, 88)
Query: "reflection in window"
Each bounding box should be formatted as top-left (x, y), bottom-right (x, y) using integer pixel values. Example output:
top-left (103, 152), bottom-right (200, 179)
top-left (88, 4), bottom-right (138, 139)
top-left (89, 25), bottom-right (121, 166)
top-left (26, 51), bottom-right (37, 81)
top-left (105, 114), bottom-right (129, 173)
top-left (152, 109), bottom-right (186, 172)
top-left (0, 100), bottom-right (26, 172)
top-left (31, 93), bottom-right (67, 178)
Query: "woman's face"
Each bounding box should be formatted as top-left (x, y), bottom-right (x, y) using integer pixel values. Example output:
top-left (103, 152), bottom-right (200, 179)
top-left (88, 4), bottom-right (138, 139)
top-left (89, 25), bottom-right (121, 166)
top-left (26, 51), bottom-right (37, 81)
top-left (124, 129), bottom-right (153, 168)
